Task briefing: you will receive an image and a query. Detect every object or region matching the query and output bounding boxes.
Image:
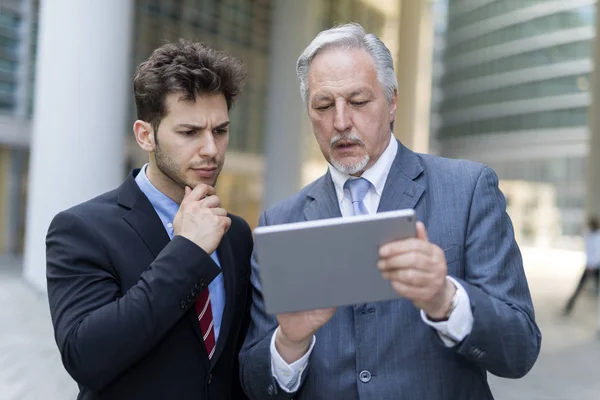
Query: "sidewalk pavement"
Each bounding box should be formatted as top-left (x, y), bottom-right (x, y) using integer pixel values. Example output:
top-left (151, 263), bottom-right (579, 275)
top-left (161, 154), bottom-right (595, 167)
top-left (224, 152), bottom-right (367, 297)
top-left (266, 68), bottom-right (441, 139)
top-left (1, 248), bottom-right (599, 400)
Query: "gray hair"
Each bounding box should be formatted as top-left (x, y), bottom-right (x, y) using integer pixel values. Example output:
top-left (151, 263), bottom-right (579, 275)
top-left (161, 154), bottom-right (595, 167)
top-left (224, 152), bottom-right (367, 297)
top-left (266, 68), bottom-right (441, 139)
top-left (296, 23), bottom-right (398, 107)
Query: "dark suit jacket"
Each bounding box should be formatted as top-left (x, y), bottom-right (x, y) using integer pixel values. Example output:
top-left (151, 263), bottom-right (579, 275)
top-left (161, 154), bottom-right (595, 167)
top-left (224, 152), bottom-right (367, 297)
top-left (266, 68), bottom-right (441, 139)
top-left (240, 141), bottom-right (541, 400)
top-left (46, 170), bottom-right (253, 400)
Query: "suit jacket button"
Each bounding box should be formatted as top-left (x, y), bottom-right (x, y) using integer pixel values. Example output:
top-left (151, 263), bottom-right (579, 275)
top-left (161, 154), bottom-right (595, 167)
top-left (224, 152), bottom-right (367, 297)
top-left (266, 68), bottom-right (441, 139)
top-left (267, 384), bottom-right (276, 395)
top-left (207, 373), bottom-right (212, 384)
top-left (359, 370), bottom-right (371, 383)
top-left (180, 300), bottom-right (187, 309)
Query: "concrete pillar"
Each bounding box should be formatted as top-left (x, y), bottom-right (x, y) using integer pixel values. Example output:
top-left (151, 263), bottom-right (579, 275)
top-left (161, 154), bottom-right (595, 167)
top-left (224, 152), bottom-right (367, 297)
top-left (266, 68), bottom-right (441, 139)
top-left (587, 6), bottom-right (600, 220)
top-left (394, 0), bottom-right (434, 154)
top-left (263, 0), bottom-right (323, 208)
top-left (586, 3), bottom-right (600, 332)
top-left (23, 0), bottom-right (134, 292)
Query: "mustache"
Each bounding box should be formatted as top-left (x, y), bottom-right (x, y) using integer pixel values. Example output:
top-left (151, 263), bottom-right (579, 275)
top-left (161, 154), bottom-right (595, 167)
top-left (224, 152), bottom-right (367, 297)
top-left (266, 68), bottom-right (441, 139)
top-left (189, 159), bottom-right (220, 169)
top-left (330, 133), bottom-right (365, 149)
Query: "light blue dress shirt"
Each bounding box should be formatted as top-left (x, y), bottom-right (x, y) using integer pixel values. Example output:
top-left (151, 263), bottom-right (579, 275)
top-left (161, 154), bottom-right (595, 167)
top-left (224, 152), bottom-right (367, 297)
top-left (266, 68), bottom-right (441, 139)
top-left (135, 164), bottom-right (225, 341)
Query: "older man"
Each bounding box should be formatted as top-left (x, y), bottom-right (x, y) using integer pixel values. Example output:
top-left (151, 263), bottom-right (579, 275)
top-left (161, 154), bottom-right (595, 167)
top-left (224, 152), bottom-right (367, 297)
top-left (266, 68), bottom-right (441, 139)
top-left (240, 23), bottom-right (541, 400)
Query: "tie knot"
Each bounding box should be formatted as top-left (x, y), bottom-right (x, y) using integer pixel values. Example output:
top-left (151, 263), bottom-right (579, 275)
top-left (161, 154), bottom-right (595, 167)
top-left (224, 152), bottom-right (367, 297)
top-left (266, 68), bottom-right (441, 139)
top-left (344, 177), bottom-right (371, 203)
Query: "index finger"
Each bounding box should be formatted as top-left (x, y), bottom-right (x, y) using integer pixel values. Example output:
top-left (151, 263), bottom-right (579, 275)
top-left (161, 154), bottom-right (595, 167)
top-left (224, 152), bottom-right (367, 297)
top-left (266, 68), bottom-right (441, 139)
top-left (182, 184), bottom-right (216, 203)
top-left (379, 238), bottom-right (433, 259)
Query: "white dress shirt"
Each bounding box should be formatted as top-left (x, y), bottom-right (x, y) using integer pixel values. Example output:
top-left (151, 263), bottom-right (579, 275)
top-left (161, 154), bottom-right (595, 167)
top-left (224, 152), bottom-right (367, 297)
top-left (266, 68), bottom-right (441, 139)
top-left (270, 133), bottom-right (474, 392)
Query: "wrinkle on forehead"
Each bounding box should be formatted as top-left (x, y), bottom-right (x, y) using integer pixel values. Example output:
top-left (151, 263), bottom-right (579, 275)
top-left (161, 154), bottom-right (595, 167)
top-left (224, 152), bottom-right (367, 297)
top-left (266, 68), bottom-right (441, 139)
top-left (308, 48), bottom-right (378, 100)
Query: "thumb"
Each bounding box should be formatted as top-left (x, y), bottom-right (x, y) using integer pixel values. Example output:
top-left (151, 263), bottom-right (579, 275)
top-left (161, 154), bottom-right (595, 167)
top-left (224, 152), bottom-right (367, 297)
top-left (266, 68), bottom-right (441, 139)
top-left (184, 186), bottom-right (192, 197)
top-left (416, 221), bottom-right (429, 241)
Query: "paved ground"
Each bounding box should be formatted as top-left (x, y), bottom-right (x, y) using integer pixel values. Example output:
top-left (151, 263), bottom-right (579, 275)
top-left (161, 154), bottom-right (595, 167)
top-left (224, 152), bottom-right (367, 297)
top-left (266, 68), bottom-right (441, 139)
top-left (0, 256), bottom-right (78, 400)
top-left (0, 248), bottom-right (598, 400)
top-left (488, 247), bottom-right (600, 400)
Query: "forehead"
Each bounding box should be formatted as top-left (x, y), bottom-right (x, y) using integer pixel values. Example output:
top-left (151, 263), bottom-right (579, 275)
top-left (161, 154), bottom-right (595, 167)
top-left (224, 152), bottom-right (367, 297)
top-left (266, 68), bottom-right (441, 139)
top-left (307, 47), bottom-right (379, 97)
top-left (163, 92), bottom-right (228, 119)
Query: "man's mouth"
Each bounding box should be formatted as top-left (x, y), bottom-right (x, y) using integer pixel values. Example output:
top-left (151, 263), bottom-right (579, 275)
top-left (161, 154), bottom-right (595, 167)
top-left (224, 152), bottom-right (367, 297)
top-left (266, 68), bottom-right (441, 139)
top-left (191, 166), bottom-right (217, 177)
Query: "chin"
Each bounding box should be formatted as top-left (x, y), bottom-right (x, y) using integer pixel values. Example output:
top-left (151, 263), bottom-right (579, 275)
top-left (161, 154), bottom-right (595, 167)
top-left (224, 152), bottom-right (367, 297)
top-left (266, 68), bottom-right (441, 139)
top-left (331, 156), bottom-right (370, 175)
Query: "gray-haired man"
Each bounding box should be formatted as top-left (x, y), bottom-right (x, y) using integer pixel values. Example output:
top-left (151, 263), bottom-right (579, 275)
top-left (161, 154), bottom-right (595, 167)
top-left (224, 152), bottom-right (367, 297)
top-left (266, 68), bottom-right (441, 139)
top-left (239, 23), bottom-right (540, 400)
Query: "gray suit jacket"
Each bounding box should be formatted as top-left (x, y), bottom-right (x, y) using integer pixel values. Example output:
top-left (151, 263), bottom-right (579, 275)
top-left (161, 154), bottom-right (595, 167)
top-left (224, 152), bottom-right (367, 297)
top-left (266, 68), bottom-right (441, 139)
top-left (240, 141), bottom-right (541, 400)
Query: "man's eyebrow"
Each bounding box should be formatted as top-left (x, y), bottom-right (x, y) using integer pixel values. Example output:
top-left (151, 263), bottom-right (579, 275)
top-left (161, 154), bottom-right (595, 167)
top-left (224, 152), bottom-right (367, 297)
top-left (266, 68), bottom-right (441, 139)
top-left (176, 123), bottom-right (204, 130)
top-left (348, 89), bottom-right (367, 97)
top-left (214, 121), bottom-right (230, 130)
top-left (312, 94), bottom-right (332, 102)
top-left (175, 121), bottom-right (230, 130)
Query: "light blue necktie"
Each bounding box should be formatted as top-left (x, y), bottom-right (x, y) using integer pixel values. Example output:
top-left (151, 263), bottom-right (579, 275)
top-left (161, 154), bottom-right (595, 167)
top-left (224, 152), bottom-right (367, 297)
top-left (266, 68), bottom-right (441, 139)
top-left (344, 177), bottom-right (371, 216)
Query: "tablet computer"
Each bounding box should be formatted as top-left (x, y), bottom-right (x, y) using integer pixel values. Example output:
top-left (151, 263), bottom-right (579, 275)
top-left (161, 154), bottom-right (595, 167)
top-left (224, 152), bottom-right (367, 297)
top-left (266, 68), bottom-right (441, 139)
top-left (253, 209), bottom-right (416, 314)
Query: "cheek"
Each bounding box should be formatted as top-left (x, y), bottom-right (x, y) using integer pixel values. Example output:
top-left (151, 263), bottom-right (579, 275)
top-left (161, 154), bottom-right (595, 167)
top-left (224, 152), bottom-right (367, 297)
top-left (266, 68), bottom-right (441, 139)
top-left (217, 136), bottom-right (229, 154)
top-left (311, 117), bottom-right (332, 140)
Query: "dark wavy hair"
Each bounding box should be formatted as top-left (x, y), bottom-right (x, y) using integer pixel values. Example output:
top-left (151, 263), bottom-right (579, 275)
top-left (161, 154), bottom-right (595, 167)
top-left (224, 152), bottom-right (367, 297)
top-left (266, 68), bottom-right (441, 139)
top-left (133, 39), bottom-right (246, 133)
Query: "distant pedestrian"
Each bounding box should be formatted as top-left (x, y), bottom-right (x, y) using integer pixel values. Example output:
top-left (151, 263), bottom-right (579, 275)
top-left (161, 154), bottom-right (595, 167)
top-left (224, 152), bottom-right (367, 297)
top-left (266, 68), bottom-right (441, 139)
top-left (564, 216), bottom-right (600, 314)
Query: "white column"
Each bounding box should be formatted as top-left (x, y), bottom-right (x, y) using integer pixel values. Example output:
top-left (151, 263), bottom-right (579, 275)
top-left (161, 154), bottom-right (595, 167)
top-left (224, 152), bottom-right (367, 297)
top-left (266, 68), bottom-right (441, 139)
top-left (587, 11), bottom-right (600, 220)
top-left (394, 0), bottom-right (434, 153)
top-left (263, 0), bottom-right (322, 208)
top-left (23, 0), bottom-right (134, 292)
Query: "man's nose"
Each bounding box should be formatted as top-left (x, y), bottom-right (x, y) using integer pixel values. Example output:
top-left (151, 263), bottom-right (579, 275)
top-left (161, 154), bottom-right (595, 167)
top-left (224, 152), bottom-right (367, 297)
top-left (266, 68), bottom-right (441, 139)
top-left (198, 131), bottom-right (218, 157)
top-left (333, 103), bottom-right (352, 132)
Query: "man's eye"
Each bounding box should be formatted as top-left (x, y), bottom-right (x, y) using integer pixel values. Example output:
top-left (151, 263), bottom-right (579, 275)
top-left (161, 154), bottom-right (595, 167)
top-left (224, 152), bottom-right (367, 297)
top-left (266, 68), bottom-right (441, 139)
top-left (351, 101), bottom-right (368, 107)
top-left (215, 128), bottom-right (228, 135)
top-left (314, 105), bottom-right (332, 111)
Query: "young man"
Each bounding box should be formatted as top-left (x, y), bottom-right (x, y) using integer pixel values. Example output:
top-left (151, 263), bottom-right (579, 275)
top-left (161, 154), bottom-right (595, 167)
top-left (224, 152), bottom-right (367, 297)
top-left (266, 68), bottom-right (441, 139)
top-left (46, 39), bottom-right (252, 400)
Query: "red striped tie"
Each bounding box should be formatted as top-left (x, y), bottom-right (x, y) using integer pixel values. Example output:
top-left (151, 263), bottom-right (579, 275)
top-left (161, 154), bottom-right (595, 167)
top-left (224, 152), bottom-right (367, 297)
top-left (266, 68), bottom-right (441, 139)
top-left (195, 287), bottom-right (216, 360)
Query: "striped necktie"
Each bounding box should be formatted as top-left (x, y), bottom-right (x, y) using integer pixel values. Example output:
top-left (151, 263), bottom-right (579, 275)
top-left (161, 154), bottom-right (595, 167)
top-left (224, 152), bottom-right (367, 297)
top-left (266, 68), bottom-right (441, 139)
top-left (195, 288), bottom-right (216, 359)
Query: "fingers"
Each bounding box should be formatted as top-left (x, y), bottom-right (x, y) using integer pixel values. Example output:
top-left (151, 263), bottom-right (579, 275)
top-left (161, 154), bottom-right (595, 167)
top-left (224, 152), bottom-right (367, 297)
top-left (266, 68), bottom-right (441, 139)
top-left (380, 267), bottom-right (435, 287)
top-left (198, 194), bottom-right (222, 208)
top-left (378, 251), bottom-right (429, 272)
top-left (416, 221), bottom-right (428, 241)
top-left (222, 216), bottom-right (232, 233)
top-left (379, 238), bottom-right (434, 260)
top-left (182, 184), bottom-right (216, 203)
top-left (209, 207), bottom-right (228, 217)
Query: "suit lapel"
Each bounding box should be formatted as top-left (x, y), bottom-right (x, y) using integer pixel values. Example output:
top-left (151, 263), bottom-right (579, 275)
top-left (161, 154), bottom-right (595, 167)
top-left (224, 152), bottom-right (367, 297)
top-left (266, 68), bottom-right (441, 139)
top-left (118, 171), bottom-right (170, 258)
top-left (303, 141), bottom-right (426, 219)
top-left (209, 233), bottom-right (236, 367)
top-left (303, 171), bottom-right (343, 221)
top-left (377, 140), bottom-right (425, 213)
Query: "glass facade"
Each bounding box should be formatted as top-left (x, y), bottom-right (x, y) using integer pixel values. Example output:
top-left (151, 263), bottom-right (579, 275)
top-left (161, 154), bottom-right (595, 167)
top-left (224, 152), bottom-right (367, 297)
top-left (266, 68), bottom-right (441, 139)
top-left (450, 5), bottom-right (595, 55)
top-left (437, 0), bottom-right (595, 243)
top-left (0, 3), bottom-right (22, 113)
top-left (0, 0), bottom-right (36, 254)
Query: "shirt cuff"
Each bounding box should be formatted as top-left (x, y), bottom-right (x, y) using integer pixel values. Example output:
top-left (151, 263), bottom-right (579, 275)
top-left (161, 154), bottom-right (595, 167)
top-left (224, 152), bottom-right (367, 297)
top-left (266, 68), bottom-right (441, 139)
top-left (270, 327), bottom-right (315, 393)
top-left (420, 276), bottom-right (473, 347)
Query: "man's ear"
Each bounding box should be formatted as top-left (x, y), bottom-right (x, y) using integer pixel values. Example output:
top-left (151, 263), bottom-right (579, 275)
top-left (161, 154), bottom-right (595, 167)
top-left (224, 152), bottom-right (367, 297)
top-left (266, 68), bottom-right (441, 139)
top-left (389, 89), bottom-right (398, 122)
top-left (133, 120), bottom-right (155, 152)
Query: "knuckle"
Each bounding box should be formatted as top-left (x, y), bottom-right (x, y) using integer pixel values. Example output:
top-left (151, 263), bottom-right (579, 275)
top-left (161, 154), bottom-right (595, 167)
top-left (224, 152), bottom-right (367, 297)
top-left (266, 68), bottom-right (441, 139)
top-left (409, 253), bottom-right (419, 266)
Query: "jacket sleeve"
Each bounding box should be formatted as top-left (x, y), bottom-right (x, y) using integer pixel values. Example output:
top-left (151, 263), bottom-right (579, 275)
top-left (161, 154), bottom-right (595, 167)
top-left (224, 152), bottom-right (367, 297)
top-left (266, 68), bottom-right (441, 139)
top-left (239, 211), bottom-right (300, 400)
top-left (46, 210), bottom-right (220, 392)
top-left (452, 166), bottom-right (542, 378)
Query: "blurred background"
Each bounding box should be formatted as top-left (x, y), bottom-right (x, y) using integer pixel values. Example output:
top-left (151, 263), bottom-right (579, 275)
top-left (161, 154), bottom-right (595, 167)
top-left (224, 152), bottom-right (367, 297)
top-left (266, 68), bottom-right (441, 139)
top-left (1, 0), bottom-right (600, 399)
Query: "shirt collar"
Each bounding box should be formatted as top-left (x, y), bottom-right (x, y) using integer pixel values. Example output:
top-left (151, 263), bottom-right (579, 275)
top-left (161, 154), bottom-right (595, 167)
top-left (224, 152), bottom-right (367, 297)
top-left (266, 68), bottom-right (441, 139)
top-left (329, 133), bottom-right (398, 204)
top-left (135, 163), bottom-right (180, 225)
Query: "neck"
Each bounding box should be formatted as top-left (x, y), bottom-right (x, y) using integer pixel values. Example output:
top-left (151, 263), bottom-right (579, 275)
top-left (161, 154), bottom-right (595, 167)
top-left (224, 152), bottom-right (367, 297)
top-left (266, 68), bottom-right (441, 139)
top-left (145, 162), bottom-right (185, 204)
